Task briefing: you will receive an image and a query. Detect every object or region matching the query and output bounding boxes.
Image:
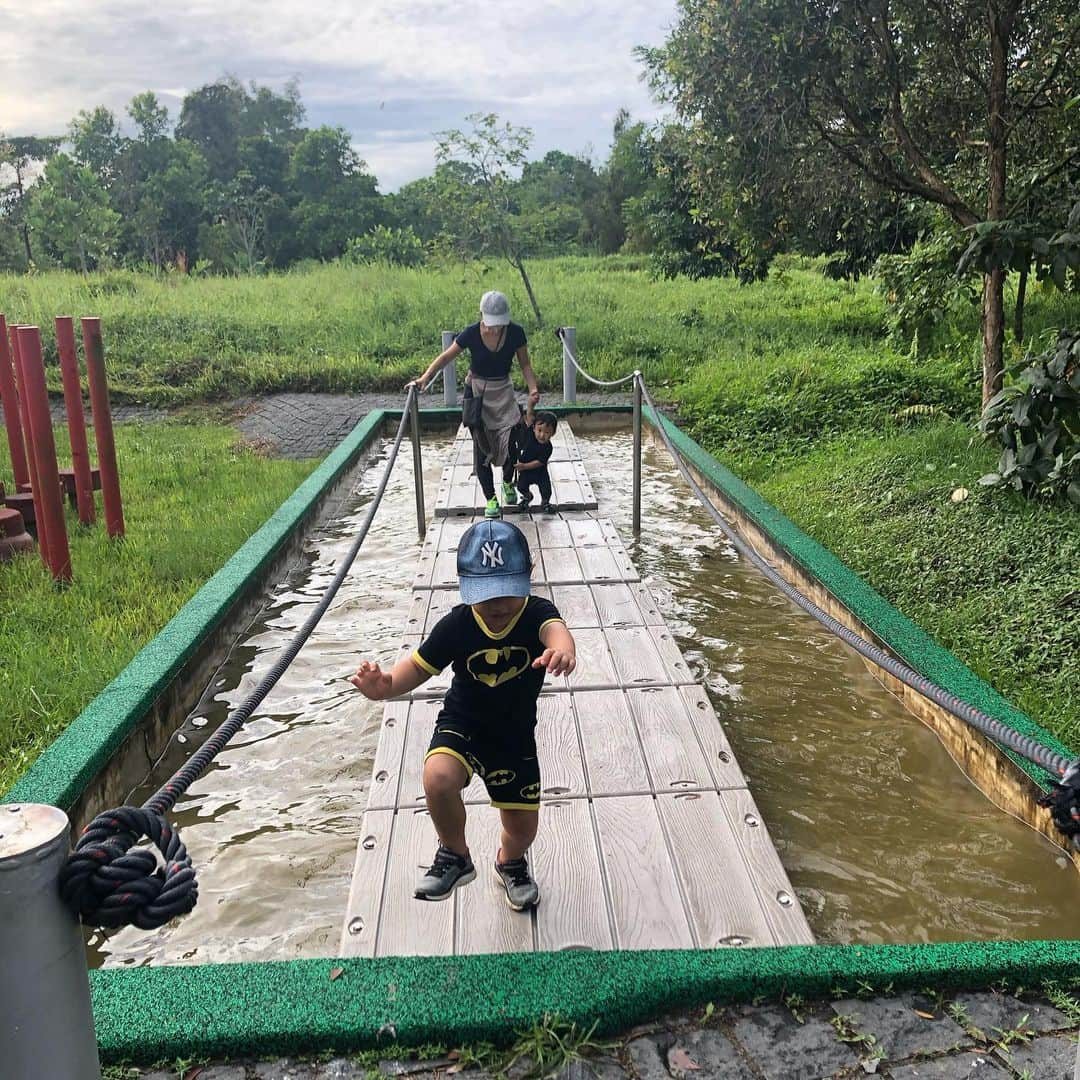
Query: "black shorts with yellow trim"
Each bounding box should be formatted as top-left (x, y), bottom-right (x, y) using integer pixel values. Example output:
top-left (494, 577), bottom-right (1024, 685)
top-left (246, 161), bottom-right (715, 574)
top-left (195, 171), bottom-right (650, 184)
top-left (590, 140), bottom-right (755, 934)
top-left (425, 716), bottom-right (540, 811)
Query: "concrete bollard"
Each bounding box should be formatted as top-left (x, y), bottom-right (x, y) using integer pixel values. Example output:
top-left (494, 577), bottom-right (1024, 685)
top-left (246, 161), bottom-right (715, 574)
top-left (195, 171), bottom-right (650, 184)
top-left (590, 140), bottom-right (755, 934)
top-left (561, 326), bottom-right (577, 404)
top-left (441, 330), bottom-right (456, 405)
top-left (0, 803), bottom-right (101, 1079)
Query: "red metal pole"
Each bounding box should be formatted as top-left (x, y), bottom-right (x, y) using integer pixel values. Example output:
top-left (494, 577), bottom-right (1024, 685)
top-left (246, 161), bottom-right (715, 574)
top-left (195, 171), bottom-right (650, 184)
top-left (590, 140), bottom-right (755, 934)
top-left (80, 318), bottom-right (124, 538)
top-left (0, 314), bottom-right (30, 488)
top-left (10, 323), bottom-right (50, 568)
top-left (18, 326), bottom-right (71, 582)
top-left (55, 317), bottom-right (96, 525)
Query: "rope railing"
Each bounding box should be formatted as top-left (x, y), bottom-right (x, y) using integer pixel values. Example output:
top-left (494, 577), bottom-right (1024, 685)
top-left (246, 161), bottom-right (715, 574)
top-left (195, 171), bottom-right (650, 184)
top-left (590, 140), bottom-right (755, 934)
top-left (556, 327), bottom-right (639, 387)
top-left (60, 388), bottom-right (421, 930)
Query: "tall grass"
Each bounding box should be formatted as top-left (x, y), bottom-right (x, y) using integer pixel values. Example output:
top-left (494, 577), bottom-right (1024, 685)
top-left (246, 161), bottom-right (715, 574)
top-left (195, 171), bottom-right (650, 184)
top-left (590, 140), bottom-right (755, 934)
top-left (0, 424), bottom-right (316, 793)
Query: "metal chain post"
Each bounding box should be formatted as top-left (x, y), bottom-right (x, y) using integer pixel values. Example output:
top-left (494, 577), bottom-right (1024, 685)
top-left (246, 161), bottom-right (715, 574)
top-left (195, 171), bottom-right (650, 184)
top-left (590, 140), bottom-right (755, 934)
top-left (0, 804), bottom-right (101, 1079)
top-left (561, 326), bottom-right (577, 404)
top-left (632, 373), bottom-right (643, 535)
top-left (409, 388), bottom-right (426, 540)
top-left (441, 331), bottom-right (456, 405)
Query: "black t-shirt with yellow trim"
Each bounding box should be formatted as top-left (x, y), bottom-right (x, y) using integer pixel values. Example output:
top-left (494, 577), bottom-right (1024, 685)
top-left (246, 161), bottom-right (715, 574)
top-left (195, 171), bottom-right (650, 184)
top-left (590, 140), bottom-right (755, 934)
top-left (412, 596), bottom-right (563, 728)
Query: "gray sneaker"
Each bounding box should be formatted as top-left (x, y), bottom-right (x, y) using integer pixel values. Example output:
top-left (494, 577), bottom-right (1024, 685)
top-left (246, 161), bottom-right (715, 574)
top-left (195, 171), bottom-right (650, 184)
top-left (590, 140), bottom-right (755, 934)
top-left (415, 845), bottom-right (476, 901)
top-left (493, 856), bottom-right (539, 911)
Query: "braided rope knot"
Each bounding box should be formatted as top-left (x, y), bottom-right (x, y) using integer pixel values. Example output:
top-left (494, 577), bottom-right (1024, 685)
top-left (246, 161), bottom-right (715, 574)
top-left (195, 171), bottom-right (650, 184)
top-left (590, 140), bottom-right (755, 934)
top-left (1038, 760), bottom-right (1080, 850)
top-left (59, 806), bottom-right (198, 930)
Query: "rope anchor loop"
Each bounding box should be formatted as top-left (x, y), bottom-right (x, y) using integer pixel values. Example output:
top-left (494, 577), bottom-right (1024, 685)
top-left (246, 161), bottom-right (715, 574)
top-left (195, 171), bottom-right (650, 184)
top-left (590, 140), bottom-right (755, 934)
top-left (60, 805), bottom-right (198, 930)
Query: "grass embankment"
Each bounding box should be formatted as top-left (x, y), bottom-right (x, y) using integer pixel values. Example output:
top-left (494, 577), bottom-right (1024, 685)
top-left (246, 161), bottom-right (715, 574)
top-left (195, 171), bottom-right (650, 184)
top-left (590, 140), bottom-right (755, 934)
top-left (1, 256), bottom-right (1077, 761)
top-left (0, 425), bottom-right (316, 794)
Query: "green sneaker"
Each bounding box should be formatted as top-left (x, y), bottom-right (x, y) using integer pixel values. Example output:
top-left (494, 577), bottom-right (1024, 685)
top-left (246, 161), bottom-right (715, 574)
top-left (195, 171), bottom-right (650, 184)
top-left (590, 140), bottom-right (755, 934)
top-left (484, 497), bottom-right (501, 518)
top-left (502, 480), bottom-right (518, 506)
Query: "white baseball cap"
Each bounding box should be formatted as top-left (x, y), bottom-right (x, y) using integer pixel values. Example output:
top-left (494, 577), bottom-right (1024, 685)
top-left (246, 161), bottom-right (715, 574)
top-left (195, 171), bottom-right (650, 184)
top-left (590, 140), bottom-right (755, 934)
top-left (480, 290), bottom-right (511, 326)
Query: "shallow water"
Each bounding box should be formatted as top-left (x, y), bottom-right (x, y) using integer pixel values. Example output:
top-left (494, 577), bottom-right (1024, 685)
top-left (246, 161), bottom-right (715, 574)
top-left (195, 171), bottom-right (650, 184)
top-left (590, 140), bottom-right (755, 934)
top-left (89, 427), bottom-right (1076, 966)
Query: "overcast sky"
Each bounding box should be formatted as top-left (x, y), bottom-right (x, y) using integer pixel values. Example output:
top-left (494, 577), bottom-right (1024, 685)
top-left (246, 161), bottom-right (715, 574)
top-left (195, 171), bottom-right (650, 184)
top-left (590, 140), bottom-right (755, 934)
top-left (0, 0), bottom-right (677, 190)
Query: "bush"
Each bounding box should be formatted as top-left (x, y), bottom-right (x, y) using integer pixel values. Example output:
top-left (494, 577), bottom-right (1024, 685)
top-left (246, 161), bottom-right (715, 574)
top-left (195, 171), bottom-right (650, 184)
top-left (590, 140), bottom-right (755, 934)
top-left (978, 329), bottom-right (1080, 507)
top-left (345, 225), bottom-right (425, 267)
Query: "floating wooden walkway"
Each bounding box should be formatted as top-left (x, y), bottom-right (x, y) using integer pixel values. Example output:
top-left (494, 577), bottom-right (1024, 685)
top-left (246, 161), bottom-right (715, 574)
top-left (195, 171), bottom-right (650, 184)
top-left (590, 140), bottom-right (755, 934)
top-left (341, 424), bottom-right (812, 956)
top-left (434, 424), bottom-right (597, 517)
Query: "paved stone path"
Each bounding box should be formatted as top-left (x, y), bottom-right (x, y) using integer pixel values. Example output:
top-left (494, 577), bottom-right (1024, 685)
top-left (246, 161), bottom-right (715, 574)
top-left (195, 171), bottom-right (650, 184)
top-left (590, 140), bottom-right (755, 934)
top-left (131, 990), bottom-right (1079, 1079)
top-left (38, 392), bottom-right (1072, 1079)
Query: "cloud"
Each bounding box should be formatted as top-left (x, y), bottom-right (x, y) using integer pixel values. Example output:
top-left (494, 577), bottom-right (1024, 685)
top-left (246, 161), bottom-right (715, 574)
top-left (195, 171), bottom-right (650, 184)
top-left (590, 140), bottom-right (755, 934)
top-left (0, 0), bottom-right (675, 189)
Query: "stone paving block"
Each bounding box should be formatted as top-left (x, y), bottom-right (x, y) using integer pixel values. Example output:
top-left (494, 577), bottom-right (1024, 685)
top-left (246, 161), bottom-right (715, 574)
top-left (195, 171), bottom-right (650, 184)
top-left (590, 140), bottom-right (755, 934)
top-left (666, 1029), bottom-right (756, 1078)
top-left (626, 1035), bottom-right (672, 1080)
top-left (318, 1061), bottom-right (369, 1078)
top-left (253, 1061), bottom-right (317, 1079)
top-left (730, 1003), bottom-right (858, 1080)
top-left (831, 996), bottom-right (967, 1061)
top-left (995, 1033), bottom-right (1079, 1079)
top-left (197, 1068), bottom-right (248, 1080)
top-left (554, 1058), bottom-right (630, 1080)
top-left (888, 1051), bottom-right (1005, 1077)
top-left (947, 992), bottom-right (1070, 1039)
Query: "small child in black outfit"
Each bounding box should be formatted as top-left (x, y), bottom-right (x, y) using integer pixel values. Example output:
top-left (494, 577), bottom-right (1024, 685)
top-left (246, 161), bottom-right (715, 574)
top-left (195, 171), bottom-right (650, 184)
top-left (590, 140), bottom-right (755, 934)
top-left (513, 403), bottom-right (557, 513)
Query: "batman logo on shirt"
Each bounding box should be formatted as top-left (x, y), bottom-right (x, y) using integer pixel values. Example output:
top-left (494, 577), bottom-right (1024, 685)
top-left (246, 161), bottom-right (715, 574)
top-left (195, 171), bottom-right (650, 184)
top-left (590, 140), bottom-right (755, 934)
top-left (466, 646), bottom-right (532, 688)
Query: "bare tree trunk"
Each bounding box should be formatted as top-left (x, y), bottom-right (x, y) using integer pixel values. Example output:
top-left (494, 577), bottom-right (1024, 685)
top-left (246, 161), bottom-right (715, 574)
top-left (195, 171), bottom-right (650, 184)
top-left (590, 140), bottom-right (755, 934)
top-left (512, 255), bottom-right (544, 327)
top-left (981, 2), bottom-right (1017, 406)
top-left (1014, 263), bottom-right (1028, 343)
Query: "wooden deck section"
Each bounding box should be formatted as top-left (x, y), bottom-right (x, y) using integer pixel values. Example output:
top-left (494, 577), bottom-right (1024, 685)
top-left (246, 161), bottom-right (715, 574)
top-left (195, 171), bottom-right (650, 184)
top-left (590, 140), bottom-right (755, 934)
top-left (341, 424), bottom-right (812, 956)
top-left (434, 424), bottom-right (598, 517)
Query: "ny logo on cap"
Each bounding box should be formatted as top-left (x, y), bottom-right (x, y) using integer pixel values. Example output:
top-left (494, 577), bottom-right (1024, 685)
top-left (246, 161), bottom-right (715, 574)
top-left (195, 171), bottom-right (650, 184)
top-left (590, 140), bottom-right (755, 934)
top-left (481, 541), bottom-right (504, 568)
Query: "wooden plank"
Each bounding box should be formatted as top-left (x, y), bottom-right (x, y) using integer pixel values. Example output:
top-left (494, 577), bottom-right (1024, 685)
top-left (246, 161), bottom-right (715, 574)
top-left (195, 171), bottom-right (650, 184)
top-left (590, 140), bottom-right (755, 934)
top-left (631, 583), bottom-right (665, 625)
top-left (536, 691), bottom-right (587, 799)
top-left (591, 584), bottom-right (645, 628)
top-left (678, 686), bottom-right (746, 790)
top-left (592, 795), bottom-right (694, 949)
top-left (648, 626), bottom-right (695, 683)
top-left (625, 687), bottom-right (718, 793)
top-left (574, 689), bottom-right (650, 794)
top-left (550, 585), bottom-right (600, 629)
top-left (552, 478), bottom-right (585, 507)
top-left (607, 627), bottom-right (670, 687)
top-left (568, 519), bottom-right (608, 547)
top-left (375, 807), bottom-right (454, 956)
top-left (535, 517), bottom-right (573, 548)
top-left (404, 592), bottom-right (430, 637)
top-left (656, 793), bottom-right (778, 948)
top-left (367, 701), bottom-right (410, 810)
top-left (339, 807), bottom-right (394, 957)
top-left (718, 787), bottom-right (815, 945)
top-left (548, 461), bottom-right (580, 485)
top-left (455, 806), bottom-right (535, 955)
top-left (397, 699), bottom-right (442, 808)
top-left (541, 546), bottom-right (584, 585)
top-left (431, 550), bottom-right (459, 587)
top-left (532, 799), bottom-right (614, 951)
top-left (578, 546), bottom-right (624, 584)
top-left (565, 628), bottom-right (619, 691)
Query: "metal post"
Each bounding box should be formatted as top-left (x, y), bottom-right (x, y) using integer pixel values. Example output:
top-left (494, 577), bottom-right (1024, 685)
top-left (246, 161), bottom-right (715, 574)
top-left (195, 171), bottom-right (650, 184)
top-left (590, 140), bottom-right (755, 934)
top-left (561, 326), bottom-right (577, 404)
top-left (80, 318), bottom-right (125, 539)
top-left (409, 389), bottom-right (426, 540)
top-left (632, 373), bottom-right (642, 536)
top-left (441, 331), bottom-right (456, 406)
top-left (55, 317), bottom-right (96, 526)
top-left (0, 314), bottom-right (30, 488)
top-left (0, 803), bottom-right (102, 1079)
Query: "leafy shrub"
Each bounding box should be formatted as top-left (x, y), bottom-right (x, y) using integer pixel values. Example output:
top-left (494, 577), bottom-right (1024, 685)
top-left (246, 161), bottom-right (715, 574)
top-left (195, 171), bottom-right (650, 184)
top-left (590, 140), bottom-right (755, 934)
top-left (346, 225), bottom-right (425, 267)
top-left (978, 330), bottom-right (1080, 507)
top-left (874, 229), bottom-right (977, 343)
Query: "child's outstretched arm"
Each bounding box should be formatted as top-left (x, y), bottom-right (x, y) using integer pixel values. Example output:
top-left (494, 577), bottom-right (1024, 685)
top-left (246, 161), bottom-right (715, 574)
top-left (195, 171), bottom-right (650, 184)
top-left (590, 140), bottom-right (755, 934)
top-left (349, 655), bottom-right (430, 700)
top-left (534, 622), bottom-right (577, 676)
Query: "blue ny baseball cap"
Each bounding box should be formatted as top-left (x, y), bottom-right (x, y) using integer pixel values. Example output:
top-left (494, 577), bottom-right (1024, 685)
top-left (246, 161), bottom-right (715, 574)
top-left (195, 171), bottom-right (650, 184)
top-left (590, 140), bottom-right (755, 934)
top-left (456, 519), bottom-right (533, 604)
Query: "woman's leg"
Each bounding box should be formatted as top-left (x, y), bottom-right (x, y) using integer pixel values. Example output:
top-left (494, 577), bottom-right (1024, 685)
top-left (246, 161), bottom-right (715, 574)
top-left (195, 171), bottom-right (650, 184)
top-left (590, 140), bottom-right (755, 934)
top-left (472, 434), bottom-right (495, 500)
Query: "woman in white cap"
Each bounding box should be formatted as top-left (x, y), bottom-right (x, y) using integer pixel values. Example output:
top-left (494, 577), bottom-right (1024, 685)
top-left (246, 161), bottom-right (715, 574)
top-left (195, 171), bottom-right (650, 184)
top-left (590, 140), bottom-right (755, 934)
top-left (410, 291), bottom-right (540, 518)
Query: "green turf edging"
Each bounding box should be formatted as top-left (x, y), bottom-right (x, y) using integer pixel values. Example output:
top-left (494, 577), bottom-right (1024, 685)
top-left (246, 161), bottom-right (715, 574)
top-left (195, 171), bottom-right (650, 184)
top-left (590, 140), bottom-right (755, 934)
top-left (91, 940), bottom-right (1080, 1064)
top-left (643, 407), bottom-right (1073, 789)
top-left (3, 409), bottom-right (390, 811)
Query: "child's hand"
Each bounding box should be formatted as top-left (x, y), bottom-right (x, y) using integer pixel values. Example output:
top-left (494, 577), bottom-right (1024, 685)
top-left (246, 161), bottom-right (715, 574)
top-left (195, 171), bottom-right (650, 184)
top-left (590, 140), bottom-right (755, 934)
top-left (533, 648), bottom-right (576, 677)
top-left (528, 388), bottom-right (541, 406)
top-left (349, 660), bottom-right (393, 700)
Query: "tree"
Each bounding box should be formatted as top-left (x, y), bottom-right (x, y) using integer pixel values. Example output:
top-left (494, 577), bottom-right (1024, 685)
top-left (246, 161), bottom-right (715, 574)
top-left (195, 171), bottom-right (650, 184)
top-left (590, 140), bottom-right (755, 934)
top-left (643, 0), bottom-right (1080, 405)
top-left (176, 82), bottom-right (246, 181)
top-left (436, 113), bottom-right (544, 325)
top-left (0, 134), bottom-right (62, 264)
top-left (27, 154), bottom-right (119, 272)
top-left (128, 92), bottom-right (171, 142)
top-left (68, 106), bottom-right (124, 185)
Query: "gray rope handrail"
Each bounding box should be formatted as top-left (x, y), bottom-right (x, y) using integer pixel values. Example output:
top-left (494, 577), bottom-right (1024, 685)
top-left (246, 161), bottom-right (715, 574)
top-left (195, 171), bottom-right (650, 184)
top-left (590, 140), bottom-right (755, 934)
top-left (59, 388), bottom-right (421, 929)
top-left (556, 327), bottom-right (638, 387)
